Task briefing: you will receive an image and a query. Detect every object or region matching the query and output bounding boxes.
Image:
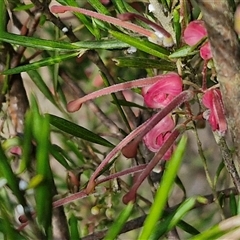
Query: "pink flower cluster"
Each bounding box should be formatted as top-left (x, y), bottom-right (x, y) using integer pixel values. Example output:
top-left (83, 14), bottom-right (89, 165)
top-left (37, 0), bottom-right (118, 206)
top-left (142, 72), bottom-right (183, 159)
top-left (142, 73), bottom-right (227, 158)
top-left (184, 20), bottom-right (212, 60)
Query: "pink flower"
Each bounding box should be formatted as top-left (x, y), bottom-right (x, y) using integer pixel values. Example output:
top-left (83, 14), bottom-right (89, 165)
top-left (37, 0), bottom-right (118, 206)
top-left (142, 72), bottom-right (183, 108)
top-left (184, 20), bottom-right (207, 45)
top-left (10, 146), bottom-right (22, 156)
top-left (202, 89), bottom-right (227, 134)
top-left (143, 115), bottom-right (175, 159)
top-left (200, 42), bottom-right (212, 60)
top-left (184, 20), bottom-right (212, 60)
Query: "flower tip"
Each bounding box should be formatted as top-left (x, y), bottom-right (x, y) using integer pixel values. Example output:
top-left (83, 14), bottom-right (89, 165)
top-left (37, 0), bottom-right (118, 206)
top-left (122, 191), bottom-right (136, 204)
top-left (51, 5), bottom-right (67, 14)
top-left (121, 140), bottom-right (139, 158)
top-left (10, 146), bottom-right (22, 156)
top-left (67, 100), bottom-right (82, 112)
top-left (117, 13), bottom-right (134, 21)
top-left (163, 36), bottom-right (174, 47)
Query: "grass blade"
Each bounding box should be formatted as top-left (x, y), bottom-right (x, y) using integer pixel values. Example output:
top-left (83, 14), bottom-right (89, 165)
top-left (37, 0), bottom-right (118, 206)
top-left (139, 136), bottom-right (187, 239)
top-left (104, 202), bottom-right (134, 240)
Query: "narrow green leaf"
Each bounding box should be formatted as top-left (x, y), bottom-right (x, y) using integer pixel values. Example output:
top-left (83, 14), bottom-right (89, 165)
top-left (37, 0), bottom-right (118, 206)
top-left (50, 144), bottom-right (72, 170)
top-left (31, 98), bottom-right (52, 232)
top-left (173, 8), bottom-right (181, 47)
top-left (13, 3), bottom-right (34, 11)
top-left (0, 32), bottom-right (79, 51)
top-left (139, 136), bottom-right (187, 240)
top-left (191, 225), bottom-right (226, 240)
top-left (169, 46), bottom-right (197, 58)
top-left (175, 175), bottom-right (187, 198)
top-left (56, 0), bottom-right (95, 36)
top-left (177, 220), bottom-right (200, 235)
top-left (27, 70), bottom-right (57, 107)
top-left (104, 202), bottom-right (134, 240)
top-left (69, 214), bottom-right (80, 239)
top-left (0, 145), bottom-right (26, 206)
top-left (230, 192), bottom-right (237, 216)
top-left (112, 0), bottom-right (138, 13)
top-left (213, 160), bottom-right (224, 187)
top-left (237, 196), bottom-right (240, 215)
top-left (149, 197), bottom-right (197, 239)
top-left (87, 0), bottom-right (110, 15)
top-left (17, 110), bottom-right (33, 174)
top-left (3, 52), bottom-right (79, 75)
top-left (64, 140), bottom-right (85, 165)
top-left (48, 114), bottom-right (115, 148)
top-left (0, 1), bottom-right (6, 34)
top-left (112, 0), bottom-right (128, 13)
top-left (72, 39), bottom-right (130, 49)
top-left (109, 30), bottom-right (170, 60)
top-left (113, 57), bottom-right (176, 70)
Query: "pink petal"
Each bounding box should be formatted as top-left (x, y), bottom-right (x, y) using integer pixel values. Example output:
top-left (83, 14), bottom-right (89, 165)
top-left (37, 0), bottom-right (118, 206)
top-left (202, 89), bottom-right (227, 133)
top-left (200, 42), bottom-right (212, 60)
top-left (10, 146), bottom-right (22, 156)
top-left (143, 115), bottom-right (175, 155)
top-left (202, 89), bottom-right (214, 109)
top-left (184, 20), bottom-right (207, 46)
top-left (143, 72), bottom-right (183, 108)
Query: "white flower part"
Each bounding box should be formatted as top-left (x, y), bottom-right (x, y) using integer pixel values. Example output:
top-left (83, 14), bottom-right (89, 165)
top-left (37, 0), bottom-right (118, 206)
top-left (126, 46), bottom-right (137, 54)
top-left (148, 34), bottom-right (162, 45)
top-left (62, 27), bottom-right (69, 33)
top-left (0, 178), bottom-right (7, 188)
top-left (148, 4), bottom-right (155, 13)
top-left (153, 164), bottom-right (163, 173)
top-left (19, 179), bottom-right (28, 191)
top-left (154, 31), bottom-right (164, 39)
top-left (16, 204), bottom-right (24, 215)
top-left (203, 109), bottom-right (210, 120)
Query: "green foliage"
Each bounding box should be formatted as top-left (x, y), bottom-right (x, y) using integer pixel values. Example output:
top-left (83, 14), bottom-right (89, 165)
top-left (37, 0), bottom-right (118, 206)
top-left (139, 136), bottom-right (187, 239)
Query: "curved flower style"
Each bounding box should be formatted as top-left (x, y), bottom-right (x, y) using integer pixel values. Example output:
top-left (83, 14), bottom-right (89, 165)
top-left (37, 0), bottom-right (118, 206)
top-left (202, 89), bottom-right (227, 134)
top-left (143, 72), bottom-right (183, 109)
top-left (184, 20), bottom-right (212, 60)
top-left (143, 115), bottom-right (175, 159)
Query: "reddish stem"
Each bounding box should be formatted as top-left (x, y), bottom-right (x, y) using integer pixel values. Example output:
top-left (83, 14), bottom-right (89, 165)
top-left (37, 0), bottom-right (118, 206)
top-left (51, 5), bottom-right (155, 38)
top-left (67, 75), bottom-right (170, 112)
top-left (53, 190), bottom-right (88, 209)
top-left (118, 12), bottom-right (172, 39)
top-left (96, 164), bottom-right (147, 185)
top-left (122, 126), bottom-right (184, 204)
top-left (85, 90), bottom-right (194, 194)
